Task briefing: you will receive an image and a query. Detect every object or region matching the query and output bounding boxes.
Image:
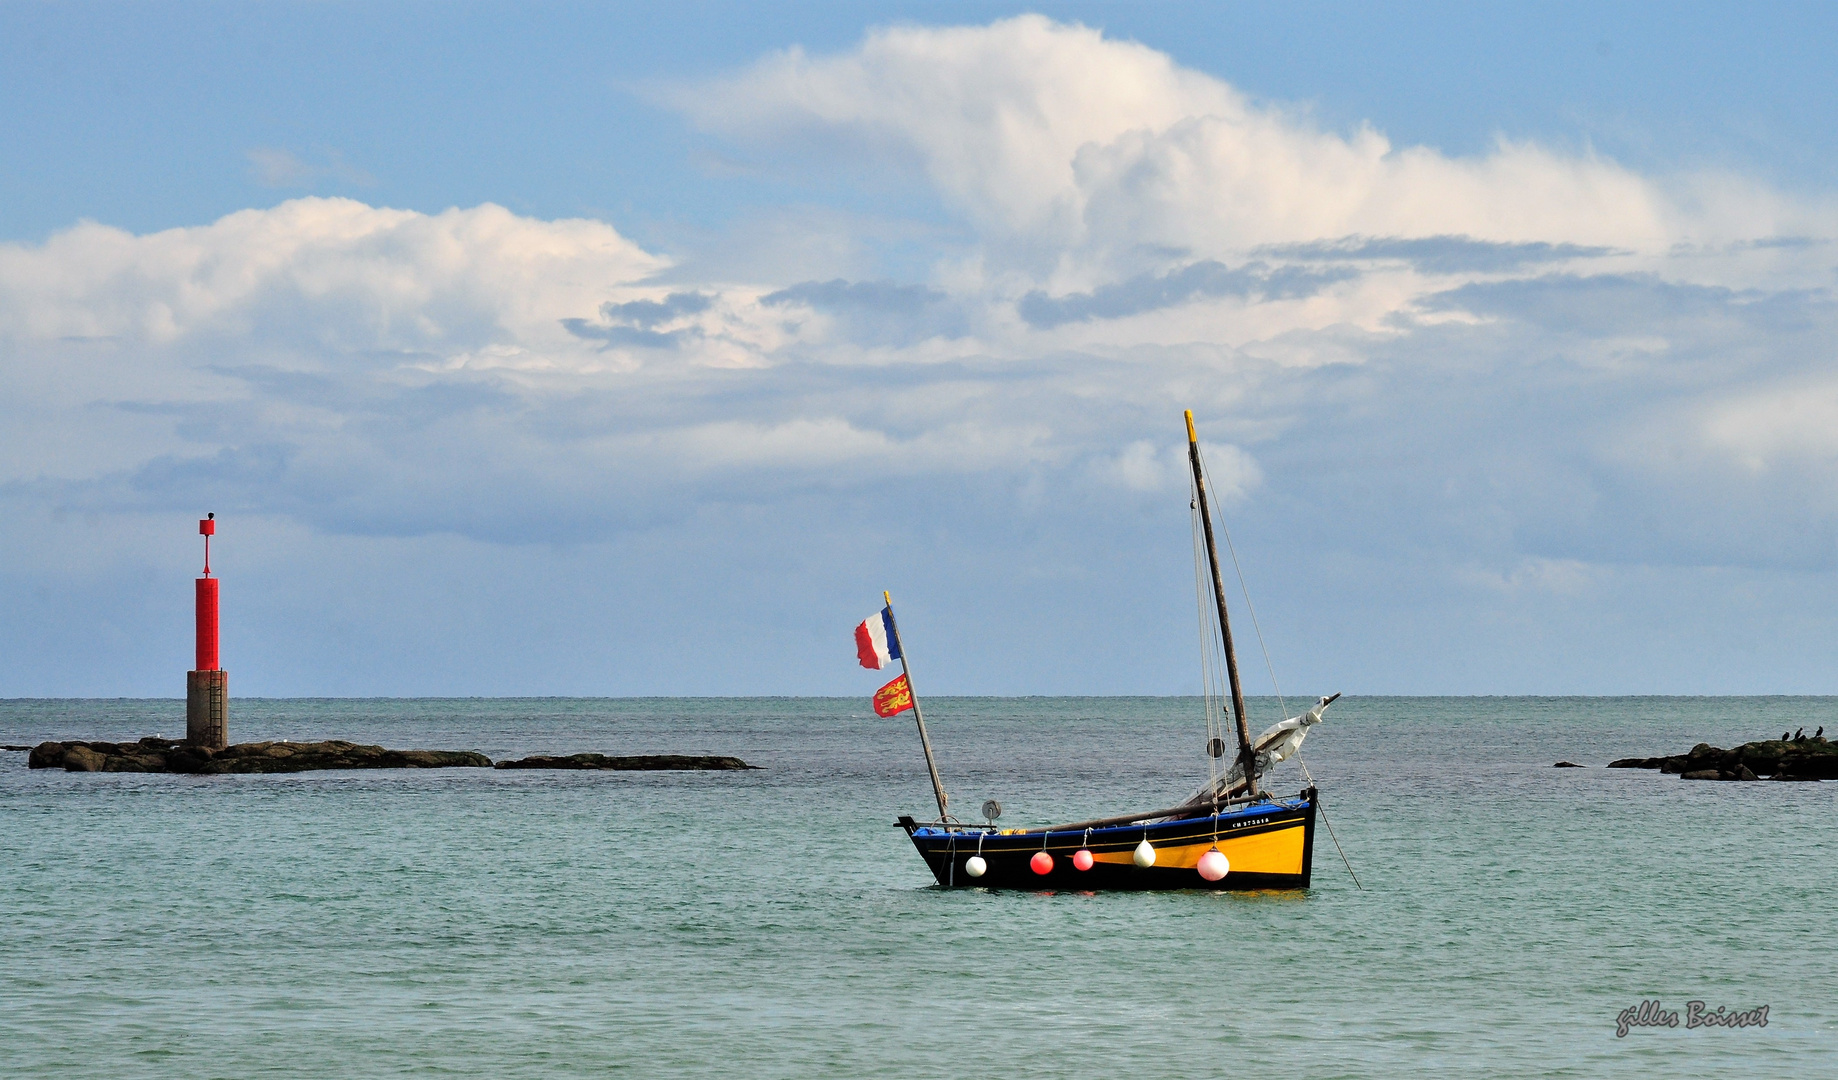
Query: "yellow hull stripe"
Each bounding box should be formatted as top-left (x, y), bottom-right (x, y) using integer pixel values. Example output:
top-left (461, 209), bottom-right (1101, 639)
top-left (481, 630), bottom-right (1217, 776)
top-left (1090, 823), bottom-right (1306, 875)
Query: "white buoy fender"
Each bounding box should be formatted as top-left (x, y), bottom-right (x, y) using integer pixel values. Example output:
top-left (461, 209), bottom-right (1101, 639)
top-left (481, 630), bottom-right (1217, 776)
top-left (1197, 848), bottom-right (1229, 881)
top-left (965, 856), bottom-right (987, 878)
top-left (1133, 839), bottom-right (1156, 868)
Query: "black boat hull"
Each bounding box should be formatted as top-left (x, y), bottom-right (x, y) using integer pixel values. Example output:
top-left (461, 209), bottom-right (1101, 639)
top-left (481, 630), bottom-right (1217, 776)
top-left (902, 791), bottom-right (1317, 891)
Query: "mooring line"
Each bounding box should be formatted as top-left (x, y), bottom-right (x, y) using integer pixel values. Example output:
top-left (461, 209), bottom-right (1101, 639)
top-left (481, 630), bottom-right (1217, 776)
top-left (1317, 799), bottom-right (1362, 891)
top-left (1299, 755), bottom-right (1362, 891)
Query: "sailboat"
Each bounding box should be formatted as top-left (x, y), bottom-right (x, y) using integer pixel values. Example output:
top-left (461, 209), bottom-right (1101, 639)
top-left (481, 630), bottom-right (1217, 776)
top-left (875, 411), bottom-right (1338, 890)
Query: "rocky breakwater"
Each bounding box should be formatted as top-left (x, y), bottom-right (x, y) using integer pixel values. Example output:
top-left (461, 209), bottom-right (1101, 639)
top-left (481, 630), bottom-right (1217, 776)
top-left (1609, 733), bottom-right (1837, 782)
top-left (28, 737), bottom-right (491, 774)
top-left (494, 753), bottom-right (758, 771)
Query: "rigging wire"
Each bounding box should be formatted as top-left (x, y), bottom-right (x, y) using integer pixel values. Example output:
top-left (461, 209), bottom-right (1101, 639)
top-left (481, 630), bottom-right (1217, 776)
top-left (1190, 481), bottom-right (1226, 787)
top-left (1198, 452), bottom-right (1290, 729)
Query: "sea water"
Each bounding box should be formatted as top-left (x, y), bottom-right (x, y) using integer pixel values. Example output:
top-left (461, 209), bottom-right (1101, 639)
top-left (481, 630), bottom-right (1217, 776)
top-left (0, 696), bottom-right (1832, 1078)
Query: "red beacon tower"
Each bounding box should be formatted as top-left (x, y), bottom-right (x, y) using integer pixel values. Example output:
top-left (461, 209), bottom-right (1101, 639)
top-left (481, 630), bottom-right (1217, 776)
top-left (186, 513), bottom-right (228, 749)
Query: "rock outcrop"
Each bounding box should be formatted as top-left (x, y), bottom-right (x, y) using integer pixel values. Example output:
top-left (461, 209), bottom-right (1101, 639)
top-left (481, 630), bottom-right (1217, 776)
top-left (493, 753), bottom-right (758, 771)
top-left (1608, 736), bottom-right (1836, 781)
top-left (20, 739), bottom-right (759, 774)
top-left (27, 737), bottom-right (491, 774)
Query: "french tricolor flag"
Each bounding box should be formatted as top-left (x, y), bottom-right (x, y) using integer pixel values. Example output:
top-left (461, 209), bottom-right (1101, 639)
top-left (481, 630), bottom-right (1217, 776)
top-left (855, 606), bottom-right (903, 670)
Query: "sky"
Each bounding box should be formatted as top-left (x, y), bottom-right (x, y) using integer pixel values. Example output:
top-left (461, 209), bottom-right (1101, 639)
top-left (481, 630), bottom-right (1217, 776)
top-left (4, 2), bottom-right (1838, 697)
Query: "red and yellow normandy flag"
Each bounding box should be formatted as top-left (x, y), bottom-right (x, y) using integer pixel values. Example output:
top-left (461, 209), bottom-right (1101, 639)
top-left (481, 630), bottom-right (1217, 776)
top-left (873, 674), bottom-right (914, 717)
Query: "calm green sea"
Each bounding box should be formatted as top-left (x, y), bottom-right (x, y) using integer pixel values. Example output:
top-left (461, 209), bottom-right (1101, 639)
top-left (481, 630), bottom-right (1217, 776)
top-left (1, 696), bottom-right (1831, 1077)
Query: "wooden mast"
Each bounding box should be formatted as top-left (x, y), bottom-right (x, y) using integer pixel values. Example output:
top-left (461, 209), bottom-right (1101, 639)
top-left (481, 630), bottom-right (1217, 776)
top-left (1185, 410), bottom-right (1259, 799)
top-left (883, 590), bottom-right (950, 821)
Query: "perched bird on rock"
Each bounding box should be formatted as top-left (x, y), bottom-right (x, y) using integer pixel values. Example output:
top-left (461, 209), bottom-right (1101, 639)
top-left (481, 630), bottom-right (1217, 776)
top-left (1795, 728), bottom-right (1806, 741)
top-left (1783, 731), bottom-right (1792, 742)
top-left (1817, 727), bottom-right (1825, 739)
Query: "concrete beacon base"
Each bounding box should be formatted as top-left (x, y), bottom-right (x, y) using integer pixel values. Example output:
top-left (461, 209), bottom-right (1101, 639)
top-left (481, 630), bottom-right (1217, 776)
top-left (187, 669), bottom-right (227, 749)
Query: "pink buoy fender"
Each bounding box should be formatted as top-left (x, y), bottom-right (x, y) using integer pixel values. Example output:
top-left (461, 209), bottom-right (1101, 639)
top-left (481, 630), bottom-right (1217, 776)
top-left (1029, 851), bottom-right (1054, 875)
top-left (1197, 847), bottom-right (1230, 881)
top-left (1072, 849), bottom-right (1094, 871)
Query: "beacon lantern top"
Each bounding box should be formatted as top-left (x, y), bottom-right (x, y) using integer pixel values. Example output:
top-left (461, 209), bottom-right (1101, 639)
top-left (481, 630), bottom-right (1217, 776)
top-left (199, 514), bottom-right (215, 536)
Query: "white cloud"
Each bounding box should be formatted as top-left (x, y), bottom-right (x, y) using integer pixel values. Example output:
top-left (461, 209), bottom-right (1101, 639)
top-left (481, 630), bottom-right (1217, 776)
top-left (665, 14), bottom-right (1838, 392)
top-left (0, 198), bottom-right (664, 354)
top-left (8, 18), bottom-right (1838, 697)
top-left (676, 14), bottom-right (1831, 282)
top-left (5, 23), bottom-right (1831, 542)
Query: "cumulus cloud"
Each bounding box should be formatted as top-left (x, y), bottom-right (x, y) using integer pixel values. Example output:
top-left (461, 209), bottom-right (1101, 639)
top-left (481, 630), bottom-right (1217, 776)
top-left (0, 197), bottom-right (665, 359)
top-left (7, 17), bottom-right (1838, 694)
top-left (5, 21), bottom-right (1831, 568)
top-left (675, 14), bottom-right (1832, 279)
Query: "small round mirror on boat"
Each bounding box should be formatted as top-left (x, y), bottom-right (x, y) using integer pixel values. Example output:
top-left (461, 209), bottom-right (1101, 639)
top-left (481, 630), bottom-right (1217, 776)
top-left (965, 856), bottom-right (987, 878)
top-left (1207, 738), bottom-right (1227, 759)
top-left (981, 799), bottom-right (1002, 824)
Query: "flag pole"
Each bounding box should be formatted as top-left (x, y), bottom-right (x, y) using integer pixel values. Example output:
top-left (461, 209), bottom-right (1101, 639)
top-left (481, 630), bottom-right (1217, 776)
top-left (883, 590), bottom-right (950, 821)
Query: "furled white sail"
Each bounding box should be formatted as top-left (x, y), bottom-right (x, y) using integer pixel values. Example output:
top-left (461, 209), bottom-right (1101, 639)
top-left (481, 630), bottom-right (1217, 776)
top-left (1185, 694), bottom-right (1338, 805)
